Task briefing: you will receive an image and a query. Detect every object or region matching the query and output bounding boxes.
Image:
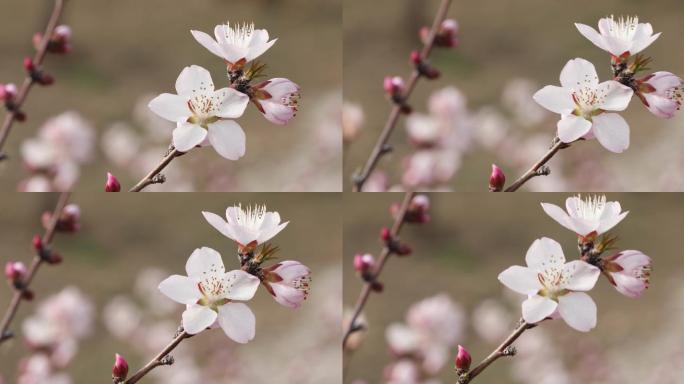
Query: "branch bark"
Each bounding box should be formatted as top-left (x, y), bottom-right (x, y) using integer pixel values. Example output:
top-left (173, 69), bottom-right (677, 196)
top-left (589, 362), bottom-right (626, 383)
top-left (503, 137), bottom-right (570, 192)
top-left (122, 330), bottom-right (189, 384)
top-left (128, 148), bottom-right (180, 192)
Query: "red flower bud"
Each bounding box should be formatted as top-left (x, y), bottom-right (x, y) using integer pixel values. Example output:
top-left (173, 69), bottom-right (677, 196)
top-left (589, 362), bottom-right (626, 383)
top-left (5, 261), bottom-right (27, 282)
top-left (454, 345), bottom-right (472, 372)
top-left (36, 73), bottom-right (54, 86)
top-left (393, 194), bottom-right (431, 224)
top-left (21, 289), bottom-right (34, 301)
top-left (46, 251), bottom-right (63, 265)
top-left (23, 57), bottom-right (35, 72)
top-left (32, 235), bottom-right (43, 252)
top-left (409, 50), bottom-right (422, 65)
top-left (380, 227), bottom-right (392, 242)
top-left (489, 164), bottom-right (506, 192)
top-left (0, 83), bottom-right (18, 101)
top-left (112, 353), bottom-right (129, 381)
top-left (395, 243), bottom-right (412, 256)
top-left (353, 253), bottom-right (375, 273)
top-left (105, 172), bottom-right (121, 192)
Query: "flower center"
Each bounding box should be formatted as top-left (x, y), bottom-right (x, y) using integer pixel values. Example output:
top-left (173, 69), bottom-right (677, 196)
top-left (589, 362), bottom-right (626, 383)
top-left (606, 15), bottom-right (639, 41)
top-left (572, 194), bottom-right (606, 221)
top-left (223, 22), bottom-right (255, 48)
top-left (571, 84), bottom-right (605, 118)
top-left (187, 95), bottom-right (221, 127)
top-left (233, 204), bottom-right (267, 230)
top-left (537, 268), bottom-right (569, 300)
top-left (293, 276), bottom-right (311, 298)
top-left (666, 86), bottom-right (683, 107)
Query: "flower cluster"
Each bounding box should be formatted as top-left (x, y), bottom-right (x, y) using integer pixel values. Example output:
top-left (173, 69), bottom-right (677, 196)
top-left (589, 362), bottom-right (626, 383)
top-left (149, 23), bottom-right (300, 161)
top-left (18, 112), bottom-right (94, 192)
top-left (17, 287), bottom-right (94, 384)
top-left (534, 16), bottom-right (682, 153)
top-left (384, 294), bottom-right (465, 383)
top-left (499, 195), bottom-right (652, 332)
top-left (158, 204), bottom-right (311, 344)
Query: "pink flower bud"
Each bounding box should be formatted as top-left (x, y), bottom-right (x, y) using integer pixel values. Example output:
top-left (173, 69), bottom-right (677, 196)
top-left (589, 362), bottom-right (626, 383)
top-left (5, 261), bottom-right (27, 282)
top-left (380, 227), bottom-right (392, 242)
top-left (105, 172), bottom-right (121, 192)
top-left (54, 25), bottom-right (72, 41)
top-left (489, 164), bottom-right (506, 192)
top-left (409, 50), bottom-right (422, 65)
top-left (420, 19), bottom-right (460, 48)
top-left (31, 235), bottom-right (43, 252)
top-left (0, 83), bottom-right (18, 101)
top-left (454, 345), bottom-right (472, 372)
top-left (23, 57), bottom-right (35, 72)
top-left (393, 194), bottom-right (431, 223)
top-left (384, 76), bottom-right (405, 98)
top-left (112, 353), bottom-right (129, 381)
top-left (353, 253), bottom-right (375, 273)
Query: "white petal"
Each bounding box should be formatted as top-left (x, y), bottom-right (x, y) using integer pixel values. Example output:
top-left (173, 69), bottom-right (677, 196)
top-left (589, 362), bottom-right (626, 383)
top-left (182, 304), bottom-right (217, 335)
top-left (213, 88), bottom-right (249, 119)
top-left (201, 211), bottom-right (234, 240)
top-left (270, 283), bottom-right (306, 309)
top-left (603, 35), bottom-right (632, 57)
top-left (217, 303), bottom-right (255, 343)
top-left (596, 209), bottom-right (628, 235)
top-left (207, 120), bottom-right (246, 160)
top-left (557, 114), bottom-right (592, 143)
top-left (497, 266), bottom-right (541, 295)
top-left (158, 275), bottom-right (200, 304)
top-left (522, 295), bottom-right (558, 324)
top-left (629, 32), bottom-right (661, 55)
top-left (148, 93), bottom-right (190, 122)
top-left (558, 292), bottom-right (597, 332)
top-left (592, 113), bottom-right (630, 153)
top-left (246, 39), bottom-right (277, 62)
top-left (532, 85), bottom-right (575, 114)
top-left (525, 237), bottom-right (565, 270)
top-left (562, 260), bottom-right (600, 291)
top-left (221, 45), bottom-right (249, 64)
top-left (248, 29), bottom-right (270, 46)
top-left (597, 81), bottom-right (633, 111)
top-left (567, 216), bottom-right (599, 236)
top-left (540, 202), bottom-right (577, 233)
top-left (172, 123), bottom-right (207, 152)
top-left (190, 30), bottom-right (226, 59)
top-left (560, 58), bottom-right (599, 89)
top-left (175, 65), bottom-right (214, 96)
top-left (633, 23), bottom-right (654, 41)
top-left (224, 270), bottom-right (260, 301)
top-left (185, 247), bottom-right (224, 280)
top-left (575, 23), bottom-right (608, 52)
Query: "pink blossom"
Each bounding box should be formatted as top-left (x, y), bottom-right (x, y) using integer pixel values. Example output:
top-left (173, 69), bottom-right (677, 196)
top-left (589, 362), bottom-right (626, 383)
top-left (603, 250), bottom-right (652, 298)
top-left (251, 78), bottom-right (300, 125)
top-left (639, 71), bottom-right (683, 119)
top-left (262, 260), bottom-right (312, 309)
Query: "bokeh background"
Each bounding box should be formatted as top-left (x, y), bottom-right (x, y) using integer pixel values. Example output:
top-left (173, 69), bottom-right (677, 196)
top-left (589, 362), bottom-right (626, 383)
top-left (344, 193), bottom-right (684, 383)
top-left (0, 0), bottom-right (341, 192)
top-left (0, 193), bottom-right (341, 383)
top-left (344, 0), bottom-right (684, 191)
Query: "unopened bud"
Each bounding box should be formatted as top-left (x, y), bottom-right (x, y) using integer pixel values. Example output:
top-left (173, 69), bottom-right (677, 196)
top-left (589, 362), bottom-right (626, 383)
top-left (23, 57), bottom-right (35, 72)
top-left (0, 83), bottom-right (18, 101)
top-left (44, 204), bottom-right (81, 233)
top-left (35, 73), bottom-right (54, 86)
top-left (105, 172), bottom-right (121, 192)
top-left (45, 251), bottom-right (62, 265)
top-left (380, 227), bottom-right (392, 242)
top-left (112, 353), bottom-right (129, 381)
top-left (31, 235), bottom-right (43, 252)
top-left (383, 76), bottom-right (405, 98)
top-left (454, 345), bottom-right (472, 372)
top-left (409, 50), bottom-right (422, 66)
top-left (432, 19), bottom-right (460, 48)
top-left (5, 261), bottom-right (27, 282)
top-left (395, 243), bottom-right (412, 256)
top-left (21, 289), bottom-right (34, 301)
top-left (393, 194), bottom-right (431, 223)
top-left (370, 281), bottom-right (384, 292)
top-left (353, 253), bottom-right (375, 274)
top-left (35, 25), bottom-right (73, 54)
top-left (489, 164), bottom-right (506, 192)
top-left (54, 25), bottom-right (72, 41)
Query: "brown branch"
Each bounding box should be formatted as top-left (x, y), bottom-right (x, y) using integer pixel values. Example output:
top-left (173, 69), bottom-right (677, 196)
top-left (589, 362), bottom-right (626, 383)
top-left (342, 191), bottom-right (415, 349)
top-left (122, 330), bottom-right (189, 384)
top-left (458, 319), bottom-right (535, 383)
top-left (351, 0), bottom-right (453, 192)
top-left (0, 192), bottom-right (70, 344)
top-left (0, 0), bottom-right (67, 158)
top-left (129, 148), bottom-right (180, 192)
top-left (503, 137), bottom-right (570, 192)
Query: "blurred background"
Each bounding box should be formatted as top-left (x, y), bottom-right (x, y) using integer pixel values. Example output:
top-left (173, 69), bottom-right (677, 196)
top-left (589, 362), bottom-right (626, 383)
top-left (0, 193), bottom-right (341, 383)
top-left (343, 0), bottom-right (684, 191)
top-left (344, 193), bottom-right (684, 383)
top-left (0, 0), bottom-right (341, 192)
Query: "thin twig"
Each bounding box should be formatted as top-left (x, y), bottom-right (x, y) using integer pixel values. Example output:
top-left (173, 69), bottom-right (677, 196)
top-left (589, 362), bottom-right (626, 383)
top-left (459, 319), bottom-right (534, 383)
top-left (503, 137), bottom-right (570, 192)
top-left (123, 330), bottom-right (189, 384)
top-left (351, 0), bottom-right (453, 192)
top-left (0, 192), bottom-right (70, 344)
top-left (0, 0), bottom-right (66, 158)
top-left (129, 148), bottom-right (180, 192)
top-left (342, 191), bottom-right (415, 349)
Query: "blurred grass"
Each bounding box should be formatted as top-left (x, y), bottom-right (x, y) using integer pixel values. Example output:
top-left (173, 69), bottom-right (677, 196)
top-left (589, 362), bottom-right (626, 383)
top-left (343, 192), bottom-right (684, 383)
top-left (0, 192), bottom-right (342, 382)
top-left (0, 0), bottom-right (341, 191)
top-left (343, 0), bottom-right (684, 191)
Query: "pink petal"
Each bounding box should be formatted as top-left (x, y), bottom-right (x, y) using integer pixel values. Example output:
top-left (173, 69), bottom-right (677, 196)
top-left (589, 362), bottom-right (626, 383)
top-left (224, 270), bottom-right (260, 301)
top-left (214, 88), bottom-right (249, 119)
top-left (562, 260), bottom-right (600, 291)
top-left (597, 81), bottom-right (633, 111)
